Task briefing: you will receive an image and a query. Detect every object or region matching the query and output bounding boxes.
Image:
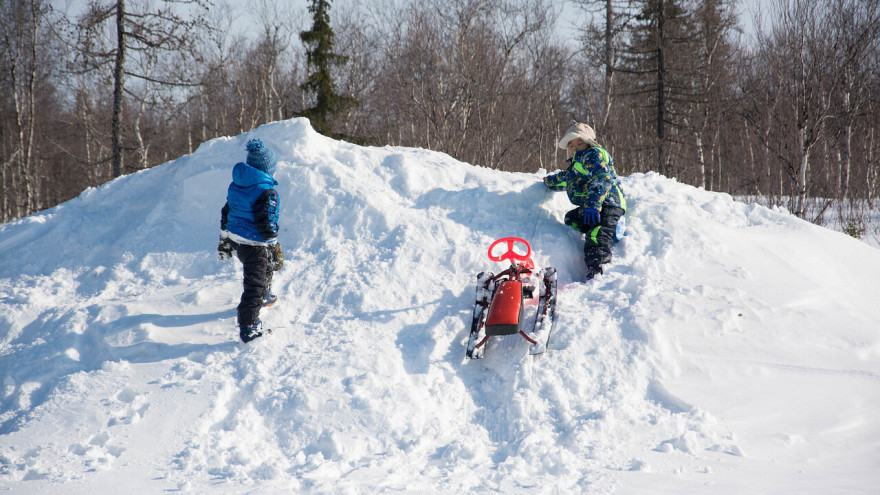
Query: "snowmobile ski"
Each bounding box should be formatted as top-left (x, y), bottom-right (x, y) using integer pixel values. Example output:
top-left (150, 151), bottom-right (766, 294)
top-left (465, 271), bottom-right (495, 359)
top-left (526, 266), bottom-right (557, 355)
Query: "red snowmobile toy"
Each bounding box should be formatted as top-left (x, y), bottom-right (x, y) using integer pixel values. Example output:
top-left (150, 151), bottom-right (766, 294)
top-left (466, 237), bottom-right (557, 359)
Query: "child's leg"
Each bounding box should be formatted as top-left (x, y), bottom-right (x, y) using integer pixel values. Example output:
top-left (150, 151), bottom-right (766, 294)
top-left (263, 252), bottom-right (275, 302)
top-left (583, 206), bottom-right (624, 270)
top-left (236, 244), bottom-right (272, 327)
top-left (564, 207), bottom-right (587, 232)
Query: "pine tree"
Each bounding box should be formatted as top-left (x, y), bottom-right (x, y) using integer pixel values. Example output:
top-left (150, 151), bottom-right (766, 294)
top-left (299, 0), bottom-right (357, 137)
top-left (620, 0), bottom-right (695, 176)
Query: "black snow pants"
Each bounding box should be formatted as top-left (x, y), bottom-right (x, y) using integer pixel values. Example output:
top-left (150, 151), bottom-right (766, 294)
top-left (564, 205), bottom-right (625, 270)
top-left (235, 243), bottom-right (273, 328)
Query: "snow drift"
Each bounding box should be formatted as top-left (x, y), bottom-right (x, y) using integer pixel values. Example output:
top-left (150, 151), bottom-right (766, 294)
top-left (1, 118), bottom-right (879, 494)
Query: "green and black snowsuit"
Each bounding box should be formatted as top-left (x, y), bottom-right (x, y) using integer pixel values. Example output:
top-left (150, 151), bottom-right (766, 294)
top-left (544, 146), bottom-right (626, 271)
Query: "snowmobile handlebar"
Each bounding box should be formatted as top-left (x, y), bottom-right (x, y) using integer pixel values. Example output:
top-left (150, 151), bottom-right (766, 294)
top-left (488, 237), bottom-right (534, 269)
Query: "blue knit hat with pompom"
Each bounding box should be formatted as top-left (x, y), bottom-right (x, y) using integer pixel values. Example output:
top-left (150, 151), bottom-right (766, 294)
top-left (245, 139), bottom-right (277, 175)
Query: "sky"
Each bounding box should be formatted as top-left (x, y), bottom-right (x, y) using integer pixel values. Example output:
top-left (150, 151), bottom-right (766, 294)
top-left (1, 117), bottom-right (878, 493)
top-left (50, 0), bottom-right (774, 39)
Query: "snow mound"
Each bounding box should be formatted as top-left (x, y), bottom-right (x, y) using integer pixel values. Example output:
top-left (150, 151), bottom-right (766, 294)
top-left (1, 118), bottom-right (879, 494)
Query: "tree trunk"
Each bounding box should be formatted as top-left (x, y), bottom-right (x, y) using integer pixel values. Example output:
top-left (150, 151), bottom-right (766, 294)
top-left (133, 109), bottom-right (147, 170)
top-left (656, 0), bottom-right (666, 176)
top-left (111, 0), bottom-right (126, 178)
top-left (23, 0), bottom-right (38, 213)
top-left (695, 129), bottom-right (706, 189)
top-left (601, 0), bottom-right (614, 130)
top-left (868, 127), bottom-right (876, 204)
top-left (795, 126), bottom-right (810, 218)
top-left (841, 86), bottom-right (852, 202)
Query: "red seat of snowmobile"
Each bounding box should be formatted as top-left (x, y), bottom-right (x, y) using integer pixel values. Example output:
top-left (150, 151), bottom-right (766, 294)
top-left (485, 280), bottom-right (524, 336)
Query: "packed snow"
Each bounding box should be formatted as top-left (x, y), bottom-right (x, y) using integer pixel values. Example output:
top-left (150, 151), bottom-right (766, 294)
top-left (1, 118), bottom-right (879, 494)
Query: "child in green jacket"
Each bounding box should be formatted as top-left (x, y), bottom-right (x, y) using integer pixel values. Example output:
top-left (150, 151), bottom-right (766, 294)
top-left (544, 122), bottom-right (626, 279)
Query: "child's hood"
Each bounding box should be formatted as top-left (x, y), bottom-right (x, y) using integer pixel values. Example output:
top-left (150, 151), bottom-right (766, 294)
top-left (232, 162), bottom-right (277, 188)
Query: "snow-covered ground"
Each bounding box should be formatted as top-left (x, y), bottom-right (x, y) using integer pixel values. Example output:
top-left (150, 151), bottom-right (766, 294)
top-left (1, 118), bottom-right (879, 494)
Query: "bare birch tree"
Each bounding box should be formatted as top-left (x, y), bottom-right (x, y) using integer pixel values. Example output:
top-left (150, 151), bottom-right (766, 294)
top-left (755, 0), bottom-right (838, 218)
top-left (1, 0), bottom-right (50, 219)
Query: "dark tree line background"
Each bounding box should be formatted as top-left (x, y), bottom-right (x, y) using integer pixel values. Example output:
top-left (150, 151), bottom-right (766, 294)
top-left (2, 0), bottom-right (879, 239)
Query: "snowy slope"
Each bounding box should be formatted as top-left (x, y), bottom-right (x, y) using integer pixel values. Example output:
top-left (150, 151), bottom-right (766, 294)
top-left (1, 118), bottom-right (879, 494)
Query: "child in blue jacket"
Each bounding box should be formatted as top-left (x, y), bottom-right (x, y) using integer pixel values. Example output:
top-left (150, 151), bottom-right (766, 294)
top-left (544, 122), bottom-right (626, 279)
top-left (217, 139), bottom-right (284, 342)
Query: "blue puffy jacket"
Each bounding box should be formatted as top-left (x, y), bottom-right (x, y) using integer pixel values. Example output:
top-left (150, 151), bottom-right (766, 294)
top-left (221, 162), bottom-right (279, 245)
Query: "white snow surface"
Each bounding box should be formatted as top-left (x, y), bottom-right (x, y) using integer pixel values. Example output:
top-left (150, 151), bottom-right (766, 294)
top-left (2, 118), bottom-right (879, 494)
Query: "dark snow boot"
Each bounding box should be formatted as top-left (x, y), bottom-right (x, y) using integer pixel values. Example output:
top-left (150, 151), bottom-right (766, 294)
top-left (240, 320), bottom-right (265, 343)
top-left (585, 264), bottom-right (604, 280)
top-left (263, 290), bottom-right (278, 307)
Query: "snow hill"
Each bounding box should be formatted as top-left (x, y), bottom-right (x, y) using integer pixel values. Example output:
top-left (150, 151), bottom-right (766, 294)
top-left (1, 118), bottom-right (879, 494)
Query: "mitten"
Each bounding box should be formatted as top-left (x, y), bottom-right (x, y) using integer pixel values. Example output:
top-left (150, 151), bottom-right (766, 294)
top-left (218, 236), bottom-right (234, 261)
top-left (269, 242), bottom-right (284, 271)
top-left (582, 208), bottom-right (600, 225)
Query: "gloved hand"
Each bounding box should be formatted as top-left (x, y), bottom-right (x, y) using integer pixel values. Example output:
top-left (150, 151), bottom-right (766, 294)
top-left (542, 176), bottom-right (552, 187)
top-left (268, 242), bottom-right (284, 271)
top-left (218, 236), bottom-right (234, 261)
top-left (582, 208), bottom-right (600, 226)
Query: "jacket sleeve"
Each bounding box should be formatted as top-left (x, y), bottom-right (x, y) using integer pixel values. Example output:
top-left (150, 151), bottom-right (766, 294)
top-left (543, 169), bottom-right (568, 191)
top-left (253, 189), bottom-right (279, 242)
top-left (220, 202), bottom-right (230, 231)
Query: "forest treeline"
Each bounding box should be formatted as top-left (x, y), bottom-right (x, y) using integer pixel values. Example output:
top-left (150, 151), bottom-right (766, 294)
top-left (2, 0), bottom-right (879, 237)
